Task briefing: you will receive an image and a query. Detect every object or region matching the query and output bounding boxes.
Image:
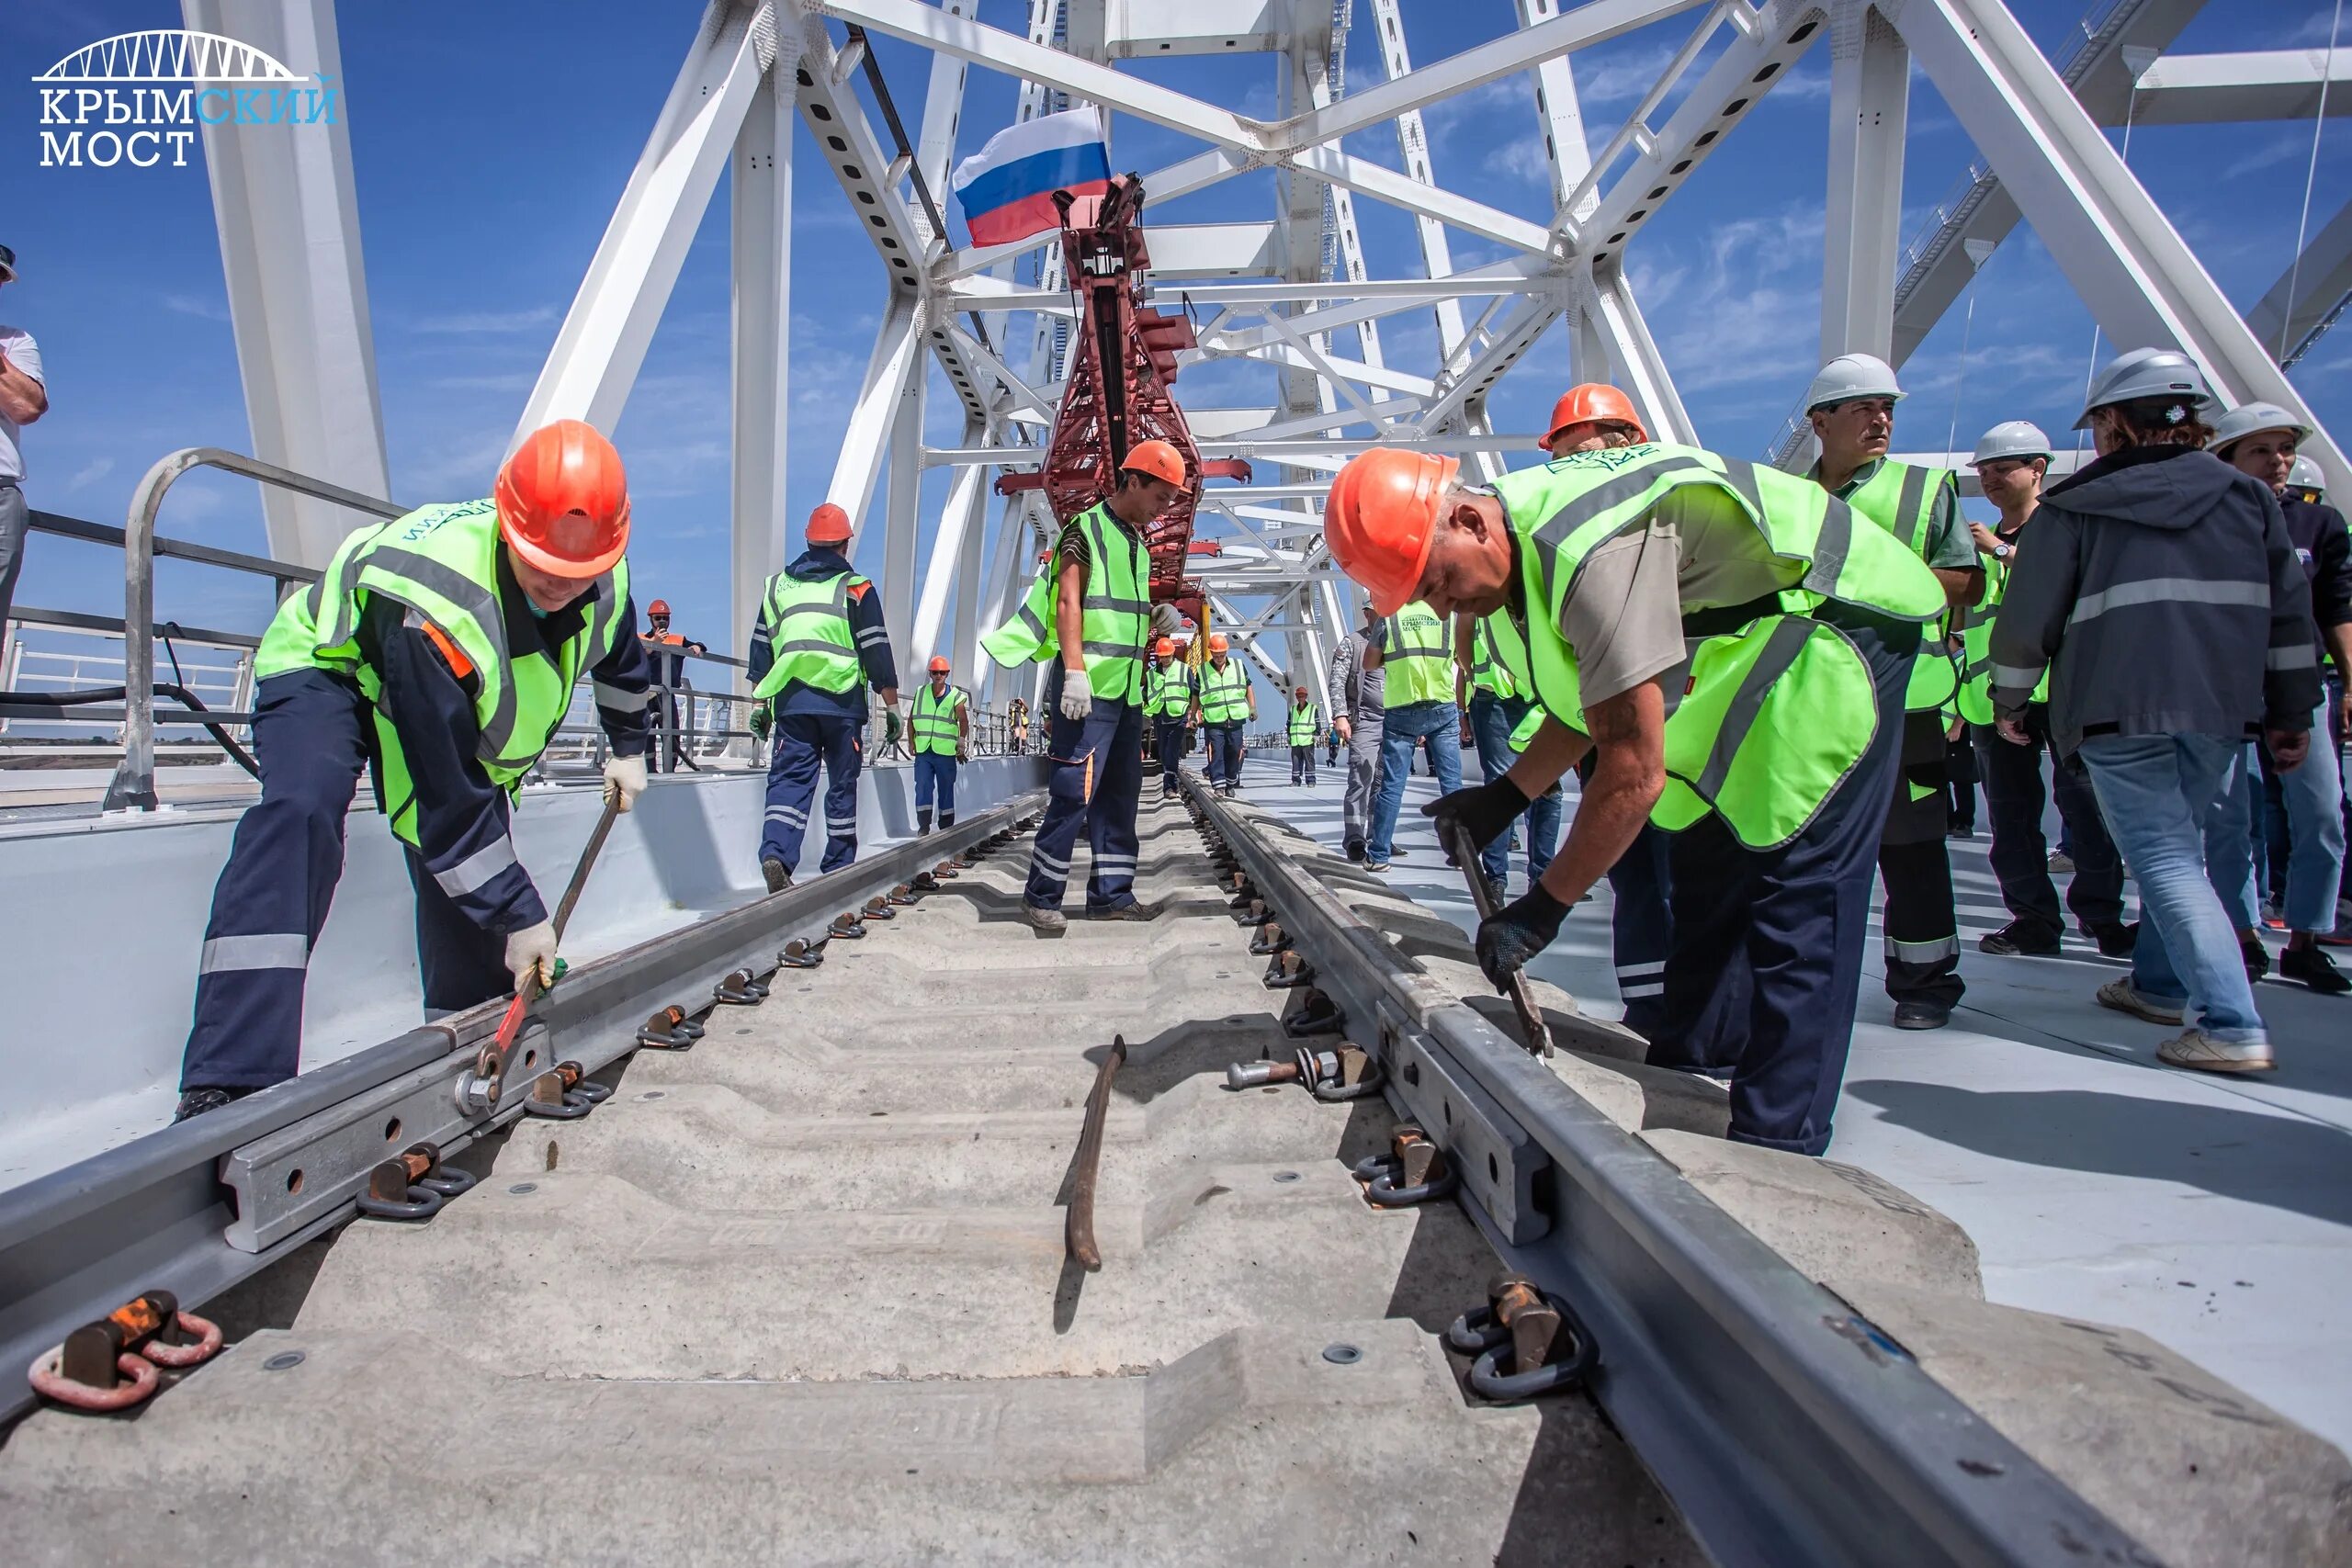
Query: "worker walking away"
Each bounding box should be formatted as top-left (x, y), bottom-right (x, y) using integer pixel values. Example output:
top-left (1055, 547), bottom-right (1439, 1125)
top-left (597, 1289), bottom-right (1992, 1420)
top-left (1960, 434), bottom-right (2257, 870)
top-left (1145, 636), bottom-right (1193, 797)
top-left (173, 420), bottom-right (650, 1120)
top-left (1322, 440), bottom-right (1943, 1155)
top-left (639, 598), bottom-right (705, 771)
top-left (910, 654), bottom-right (970, 834)
top-left (1197, 633), bottom-right (1253, 795)
top-left (1955, 421), bottom-right (2132, 959)
top-left (984, 440), bottom-right (1187, 928)
top-left (1329, 603), bottom-right (1386, 858)
top-left (1457, 615), bottom-right (1561, 903)
top-left (747, 502), bottom-right (899, 893)
top-left (2281, 454), bottom-right (2352, 941)
top-left (1286, 685), bottom-right (1320, 784)
top-left (1806, 354), bottom-right (1983, 1030)
top-left (1363, 597), bottom-right (1461, 872)
top-left (1991, 350), bottom-right (2322, 1071)
top-left (1325, 724), bottom-right (1340, 772)
top-left (1008, 695), bottom-right (1030, 754)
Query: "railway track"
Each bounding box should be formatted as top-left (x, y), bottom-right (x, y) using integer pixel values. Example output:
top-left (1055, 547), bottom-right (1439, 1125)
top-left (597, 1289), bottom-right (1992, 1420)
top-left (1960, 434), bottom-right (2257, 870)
top-left (3, 783), bottom-right (2344, 1565)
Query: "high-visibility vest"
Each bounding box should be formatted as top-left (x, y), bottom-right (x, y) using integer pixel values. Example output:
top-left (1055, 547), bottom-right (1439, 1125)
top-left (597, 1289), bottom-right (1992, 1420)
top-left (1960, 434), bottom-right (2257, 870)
top-left (751, 568), bottom-right (866, 700)
top-left (981, 502), bottom-right (1150, 703)
top-left (1286, 700), bottom-right (1319, 745)
top-left (1145, 659), bottom-right (1193, 718)
top-left (1469, 619), bottom-right (1517, 698)
top-left (1483, 446), bottom-right (1940, 849)
top-left (1838, 459), bottom-right (1962, 713)
top-left (1380, 601), bottom-right (1455, 708)
top-left (254, 498), bottom-right (631, 847)
top-left (911, 680), bottom-right (967, 754)
top-left (1953, 555), bottom-right (2050, 725)
top-left (1199, 658), bottom-right (1250, 723)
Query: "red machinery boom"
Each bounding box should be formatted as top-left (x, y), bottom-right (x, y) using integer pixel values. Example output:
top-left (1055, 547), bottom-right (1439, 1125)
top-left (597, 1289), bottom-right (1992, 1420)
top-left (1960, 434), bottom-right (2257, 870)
top-left (995, 174), bottom-right (1249, 615)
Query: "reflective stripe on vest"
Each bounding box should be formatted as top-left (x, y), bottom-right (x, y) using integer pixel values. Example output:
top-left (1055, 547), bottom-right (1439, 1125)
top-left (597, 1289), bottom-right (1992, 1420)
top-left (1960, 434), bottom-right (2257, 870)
top-left (1470, 619), bottom-right (1516, 698)
top-left (1199, 659), bottom-right (1250, 723)
top-left (1146, 660), bottom-right (1193, 717)
top-left (1287, 702), bottom-right (1319, 744)
top-left (1841, 459), bottom-right (1962, 712)
top-left (752, 570), bottom-right (861, 699)
top-left (978, 502), bottom-right (1149, 702)
top-left (911, 681), bottom-right (967, 753)
top-left (1380, 602), bottom-right (1455, 708)
top-left (1953, 556), bottom-right (2049, 724)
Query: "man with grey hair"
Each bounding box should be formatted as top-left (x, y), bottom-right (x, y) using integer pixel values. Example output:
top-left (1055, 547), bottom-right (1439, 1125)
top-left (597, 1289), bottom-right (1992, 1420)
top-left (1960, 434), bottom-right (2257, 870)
top-left (0, 244), bottom-right (47, 658)
top-left (1329, 601), bottom-right (1386, 860)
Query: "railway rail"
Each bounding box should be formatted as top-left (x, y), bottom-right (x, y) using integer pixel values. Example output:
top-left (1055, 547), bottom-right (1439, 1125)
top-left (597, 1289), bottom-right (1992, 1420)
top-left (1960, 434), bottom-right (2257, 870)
top-left (1, 782), bottom-right (2341, 1565)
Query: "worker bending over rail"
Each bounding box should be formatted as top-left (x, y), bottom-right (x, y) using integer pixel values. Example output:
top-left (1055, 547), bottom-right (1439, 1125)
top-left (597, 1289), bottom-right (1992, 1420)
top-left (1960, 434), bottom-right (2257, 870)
top-left (985, 440), bottom-right (1188, 928)
top-left (910, 654), bottom-right (971, 833)
top-left (173, 421), bottom-right (651, 1121)
top-left (1322, 440), bottom-right (1944, 1155)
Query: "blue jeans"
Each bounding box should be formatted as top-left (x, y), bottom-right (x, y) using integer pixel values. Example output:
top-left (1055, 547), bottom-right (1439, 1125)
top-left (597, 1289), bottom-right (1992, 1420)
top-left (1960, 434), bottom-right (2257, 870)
top-left (2267, 696), bottom-right (2346, 932)
top-left (1367, 701), bottom-right (1463, 862)
top-left (2079, 734), bottom-right (2268, 1044)
top-left (1466, 691), bottom-right (1559, 887)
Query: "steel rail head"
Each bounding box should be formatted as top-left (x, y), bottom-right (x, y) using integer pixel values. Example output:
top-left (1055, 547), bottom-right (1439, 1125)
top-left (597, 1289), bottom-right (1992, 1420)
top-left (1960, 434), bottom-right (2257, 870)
top-left (1177, 776), bottom-right (2151, 1568)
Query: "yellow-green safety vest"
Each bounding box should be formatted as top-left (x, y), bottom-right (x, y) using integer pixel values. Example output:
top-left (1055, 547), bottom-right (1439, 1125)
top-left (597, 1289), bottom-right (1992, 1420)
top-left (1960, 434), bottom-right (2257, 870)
top-left (1469, 618), bottom-right (1517, 699)
top-left (1199, 658), bottom-right (1250, 723)
top-left (1483, 446), bottom-right (1942, 850)
top-left (1145, 659), bottom-right (1193, 718)
top-left (752, 568), bottom-right (867, 700)
top-left (981, 502), bottom-right (1151, 703)
top-left (911, 680), bottom-right (967, 754)
top-left (1839, 459), bottom-right (1962, 713)
top-left (253, 498), bottom-right (630, 847)
top-left (1380, 601), bottom-right (1455, 708)
top-left (1287, 700), bottom-right (1319, 745)
top-left (1953, 555), bottom-right (2049, 725)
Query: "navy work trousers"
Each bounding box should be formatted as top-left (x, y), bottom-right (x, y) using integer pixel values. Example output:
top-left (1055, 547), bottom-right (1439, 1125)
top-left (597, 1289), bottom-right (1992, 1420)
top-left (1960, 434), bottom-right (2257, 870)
top-left (912, 750), bottom-right (958, 826)
top-left (180, 670), bottom-right (514, 1091)
top-left (1204, 720), bottom-right (1245, 789)
top-left (1647, 608), bottom-right (1918, 1156)
top-left (762, 712), bottom-right (861, 875)
top-left (1025, 672), bottom-right (1145, 911)
top-left (1153, 717), bottom-right (1187, 793)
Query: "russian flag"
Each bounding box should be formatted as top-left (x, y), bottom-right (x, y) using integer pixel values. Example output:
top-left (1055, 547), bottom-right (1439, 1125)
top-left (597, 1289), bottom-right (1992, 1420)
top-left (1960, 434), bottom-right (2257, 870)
top-left (949, 107), bottom-right (1110, 248)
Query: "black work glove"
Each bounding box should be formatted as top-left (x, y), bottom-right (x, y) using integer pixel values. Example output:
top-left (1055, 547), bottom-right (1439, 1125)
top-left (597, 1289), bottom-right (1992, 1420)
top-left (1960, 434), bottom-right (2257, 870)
top-left (1421, 774), bottom-right (1532, 865)
top-left (1476, 884), bottom-right (1569, 991)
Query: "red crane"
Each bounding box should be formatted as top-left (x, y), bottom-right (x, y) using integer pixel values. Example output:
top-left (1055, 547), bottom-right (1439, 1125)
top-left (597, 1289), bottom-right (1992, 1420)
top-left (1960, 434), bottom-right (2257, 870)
top-left (996, 173), bottom-right (1249, 620)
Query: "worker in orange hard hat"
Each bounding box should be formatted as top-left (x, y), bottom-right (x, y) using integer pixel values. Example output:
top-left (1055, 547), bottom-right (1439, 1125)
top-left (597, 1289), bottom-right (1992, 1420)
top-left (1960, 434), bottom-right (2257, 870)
top-left (174, 420), bottom-right (656, 1120)
top-left (1319, 437), bottom-right (1942, 1156)
top-left (1145, 633), bottom-right (1195, 799)
top-left (640, 598), bottom-right (707, 773)
top-left (983, 437), bottom-right (1191, 930)
top-left (910, 654), bottom-right (970, 833)
top-left (1285, 682), bottom-right (1322, 786)
top-left (747, 501), bottom-right (900, 892)
top-left (1197, 631), bottom-right (1254, 795)
top-left (1543, 384), bottom-right (1649, 457)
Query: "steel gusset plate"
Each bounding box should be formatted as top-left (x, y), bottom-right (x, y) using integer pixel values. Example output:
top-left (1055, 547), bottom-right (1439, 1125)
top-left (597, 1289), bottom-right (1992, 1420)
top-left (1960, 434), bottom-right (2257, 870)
top-left (1177, 779), bottom-right (2148, 1568)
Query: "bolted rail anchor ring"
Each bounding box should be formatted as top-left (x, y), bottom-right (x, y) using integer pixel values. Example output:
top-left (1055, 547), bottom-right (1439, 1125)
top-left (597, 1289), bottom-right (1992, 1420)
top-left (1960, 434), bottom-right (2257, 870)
top-left (1446, 1273), bottom-right (1598, 1403)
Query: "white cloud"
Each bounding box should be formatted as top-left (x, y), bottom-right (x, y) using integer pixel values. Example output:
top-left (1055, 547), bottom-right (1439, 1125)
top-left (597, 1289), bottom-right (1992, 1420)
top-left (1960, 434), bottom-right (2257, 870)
top-left (163, 293), bottom-right (231, 321)
top-left (63, 457), bottom-right (114, 491)
top-left (411, 305), bottom-right (560, 335)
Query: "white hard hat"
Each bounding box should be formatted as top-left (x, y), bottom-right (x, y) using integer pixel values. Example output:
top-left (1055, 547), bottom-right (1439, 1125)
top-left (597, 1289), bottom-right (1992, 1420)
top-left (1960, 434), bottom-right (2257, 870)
top-left (2205, 400), bottom-right (2312, 455)
top-left (1971, 421), bottom-right (2052, 467)
top-left (2075, 347), bottom-right (2213, 429)
top-left (2290, 455), bottom-right (2327, 496)
top-left (1805, 353), bottom-right (1905, 412)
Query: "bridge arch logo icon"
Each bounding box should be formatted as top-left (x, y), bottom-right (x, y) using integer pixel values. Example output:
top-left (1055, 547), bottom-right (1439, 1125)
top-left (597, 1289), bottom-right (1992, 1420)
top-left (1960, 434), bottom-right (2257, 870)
top-left (31, 29), bottom-right (337, 173)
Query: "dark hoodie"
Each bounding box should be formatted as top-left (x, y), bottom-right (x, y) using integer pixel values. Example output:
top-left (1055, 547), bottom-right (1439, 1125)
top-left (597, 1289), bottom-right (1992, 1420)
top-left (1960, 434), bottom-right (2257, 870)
top-left (1988, 443), bottom-right (2319, 757)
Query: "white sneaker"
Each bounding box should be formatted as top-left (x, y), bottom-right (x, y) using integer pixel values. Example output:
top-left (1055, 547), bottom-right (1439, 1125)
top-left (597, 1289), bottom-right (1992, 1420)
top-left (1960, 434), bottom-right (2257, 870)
top-left (2156, 1029), bottom-right (2275, 1074)
top-left (2096, 978), bottom-right (2185, 1026)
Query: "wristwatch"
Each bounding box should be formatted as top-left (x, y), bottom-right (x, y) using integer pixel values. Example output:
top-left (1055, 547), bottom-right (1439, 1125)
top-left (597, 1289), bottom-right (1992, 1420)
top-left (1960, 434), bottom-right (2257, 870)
top-left (1991, 541), bottom-right (2013, 560)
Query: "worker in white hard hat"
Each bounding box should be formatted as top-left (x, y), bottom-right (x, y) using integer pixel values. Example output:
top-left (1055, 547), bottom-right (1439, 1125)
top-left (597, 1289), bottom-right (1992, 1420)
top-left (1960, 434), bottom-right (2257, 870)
top-left (1953, 421), bottom-right (2132, 962)
top-left (1805, 352), bottom-right (1983, 1031)
top-left (2210, 402), bottom-right (2352, 987)
top-left (2286, 454), bottom-right (2328, 505)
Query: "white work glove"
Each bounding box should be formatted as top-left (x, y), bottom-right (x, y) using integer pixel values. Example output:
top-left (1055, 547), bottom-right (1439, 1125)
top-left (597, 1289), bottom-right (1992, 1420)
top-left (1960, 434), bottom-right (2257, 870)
top-left (1149, 602), bottom-right (1182, 639)
top-left (602, 753), bottom-right (647, 813)
top-left (1058, 680), bottom-right (1092, 722)
top-left (504, 920), bottom-right (560, 998)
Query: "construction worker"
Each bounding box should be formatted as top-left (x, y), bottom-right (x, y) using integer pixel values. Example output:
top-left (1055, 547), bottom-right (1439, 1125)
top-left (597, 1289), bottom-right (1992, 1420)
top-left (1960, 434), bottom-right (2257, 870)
top-left (1805, 353), bottom-right (1982, 1030)
top-left (1197, 632), bottom-right (1254, 794)
top-left (910, 654), bottom-right (970, 835)
top-left (1145, 636), bottom-right (1193, 797)
top-left (1458, 617), bottom-right (1561, 903)
top-left (1329, 602), bottom-right (1386, 857)
top-left (1322, 441), bottom-right (1943, 1154)
top-left (984, 439), bottom-right (1188, 928)
top-left (746, 502), bottom-right (899, 893)
top-left (1363, 597), bottom-right (1460, 872)
top-left (1955, 421), bottom-right (2132, 959)
top-left (640, 598), bottom-right (705, 772)
top-left (1008, 694), bottom-right (1030, 754)
top-left (172, 420), bottom-right (650, 1120)
top-left (1286, 684), bottom-right (1321, 784)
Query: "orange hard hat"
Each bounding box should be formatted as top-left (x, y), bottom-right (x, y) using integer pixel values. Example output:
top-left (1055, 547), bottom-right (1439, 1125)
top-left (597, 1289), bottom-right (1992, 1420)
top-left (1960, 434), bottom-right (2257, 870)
top-left (807, 502), bottom-right (853, 544)
top-left (1294, 685), bottom-right (1308, 697)
top-left (1544, 384), bottom-right (1647, 448)
top-left (1208, 633), bottom-right (1230, 653)
top-left (1154, 637), bottom-right (1175, 657)
top-left (1323, 448), bottom-right (1460, 616)
top-left (496, 420), bottom-right (630, 578)
top-left (1121, 439), bottom-right (1189, 491)
top-left (927, 655), bottom-right (950, 673)
top-left (647, 599), bottom-right (671, 616)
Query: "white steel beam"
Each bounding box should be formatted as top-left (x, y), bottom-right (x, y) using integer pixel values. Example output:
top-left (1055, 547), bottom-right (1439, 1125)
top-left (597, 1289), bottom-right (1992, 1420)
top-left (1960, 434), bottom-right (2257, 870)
top-left (1100, 0), bottom-right (1282, 56)
top-left (729, 57), bottom-right (797, 688)
top-left (925, 431), bottom-right (1544, 466)
top-left (184, 0), bottom-right (389, 568)
top-left (1368, 0), bottom-right (1469, 356)
top-left (912, 424), bottom-right (989, 668)
top-left (831, 294), bottom-right (924, 520)
top-left (876, 355), bottom-right (927, 684)
top-left (1291, 146), bottom-right (1555, 255)
top-left (2128, 48), bottom-right (2352, 127)
top-left (1821, 1), bottom-right (1910, 362)
top-left (517, 0), bottom-right (769, 443)
top-left (2248, 199), bottom-right (2352, 367)
top-left (1589, 264), bottom-right (1701, 445)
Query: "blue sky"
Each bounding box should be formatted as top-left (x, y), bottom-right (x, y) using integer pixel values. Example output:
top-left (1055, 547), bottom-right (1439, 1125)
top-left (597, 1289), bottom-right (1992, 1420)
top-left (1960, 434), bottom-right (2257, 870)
top-left (5, 0), bottom-right (2349, 710)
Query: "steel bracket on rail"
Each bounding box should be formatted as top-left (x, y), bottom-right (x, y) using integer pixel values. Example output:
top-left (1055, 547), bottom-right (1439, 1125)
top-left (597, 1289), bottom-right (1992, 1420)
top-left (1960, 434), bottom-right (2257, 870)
top-left (1374, 1005), bottom-right (1552, 1246)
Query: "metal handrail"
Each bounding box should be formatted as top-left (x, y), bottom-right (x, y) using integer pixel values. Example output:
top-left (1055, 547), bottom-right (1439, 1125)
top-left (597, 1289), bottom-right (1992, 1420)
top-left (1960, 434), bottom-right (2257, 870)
top-left (104, 449), bottom-right (405, 812)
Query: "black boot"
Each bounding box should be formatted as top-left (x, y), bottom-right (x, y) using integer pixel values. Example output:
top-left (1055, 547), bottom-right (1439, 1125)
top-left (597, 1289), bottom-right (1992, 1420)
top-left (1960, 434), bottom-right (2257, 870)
top-left (918, 807), bottom-right (933, 836)
top-left (174, 1086), bottom-right (254, 1122)
top-left (939, 811), bottom-right (955, 829)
